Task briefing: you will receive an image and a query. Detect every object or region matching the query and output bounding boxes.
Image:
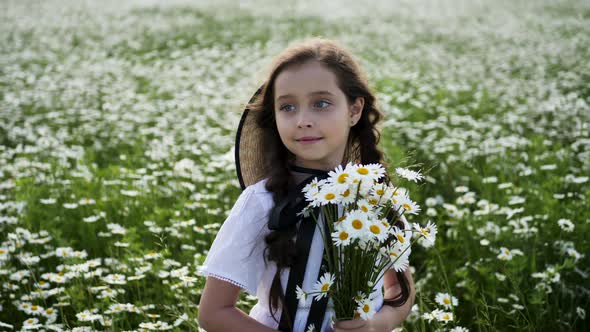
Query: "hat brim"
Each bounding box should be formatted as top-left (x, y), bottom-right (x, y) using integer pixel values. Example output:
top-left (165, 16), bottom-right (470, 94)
top-left (235, 86), bottom-right (265, 190)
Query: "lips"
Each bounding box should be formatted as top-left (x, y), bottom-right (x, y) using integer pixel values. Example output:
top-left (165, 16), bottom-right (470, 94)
top-left (297, 136), bottom-right (322, 142)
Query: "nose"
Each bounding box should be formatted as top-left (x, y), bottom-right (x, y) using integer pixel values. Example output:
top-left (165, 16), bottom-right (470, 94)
top-left (296, 109), bottom-right (313, 128)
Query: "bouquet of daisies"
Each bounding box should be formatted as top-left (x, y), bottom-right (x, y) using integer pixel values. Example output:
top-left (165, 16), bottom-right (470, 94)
top-left (296, 163), bottom-right (437, 322)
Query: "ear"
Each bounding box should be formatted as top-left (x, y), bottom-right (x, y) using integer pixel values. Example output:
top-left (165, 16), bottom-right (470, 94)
top-left (349, 97), bottom-right (364, 126)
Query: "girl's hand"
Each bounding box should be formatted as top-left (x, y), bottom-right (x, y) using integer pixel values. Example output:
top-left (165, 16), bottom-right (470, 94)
top-left (332, 317), bottom-right (386, 332)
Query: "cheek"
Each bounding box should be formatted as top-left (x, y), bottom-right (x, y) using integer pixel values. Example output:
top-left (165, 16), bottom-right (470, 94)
top-left (275, 116), bottom-right (291, 139)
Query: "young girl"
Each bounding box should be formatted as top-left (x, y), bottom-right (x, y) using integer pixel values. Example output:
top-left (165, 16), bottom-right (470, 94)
top-left (197, 37), bottom-right (415, 332)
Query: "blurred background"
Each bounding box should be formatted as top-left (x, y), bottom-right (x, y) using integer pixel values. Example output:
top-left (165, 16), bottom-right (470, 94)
top-left (0, 0), bottom-right (588, 331)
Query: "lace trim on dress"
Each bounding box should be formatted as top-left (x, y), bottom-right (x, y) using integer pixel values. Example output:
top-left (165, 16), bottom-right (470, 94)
top-left (203, 271), bottom-right (253, 294)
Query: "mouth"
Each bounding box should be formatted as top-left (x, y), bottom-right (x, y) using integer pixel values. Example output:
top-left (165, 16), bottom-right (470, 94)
top-left (296, 137), bottom-right (323, 143)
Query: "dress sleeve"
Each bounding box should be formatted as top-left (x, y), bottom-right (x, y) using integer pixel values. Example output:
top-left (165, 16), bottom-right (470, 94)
top-left (197, 185), bottom-right (269, 296)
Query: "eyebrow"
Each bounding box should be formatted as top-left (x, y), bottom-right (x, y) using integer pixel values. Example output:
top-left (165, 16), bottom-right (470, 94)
top-left (276, 91), bottom-right (335, 101)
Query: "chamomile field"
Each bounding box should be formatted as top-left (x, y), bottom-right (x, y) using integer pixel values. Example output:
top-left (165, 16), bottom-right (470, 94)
top-left (0, 0), bottom-right (589, 331)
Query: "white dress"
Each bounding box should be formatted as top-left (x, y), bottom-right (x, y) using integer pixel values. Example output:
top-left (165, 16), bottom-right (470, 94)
top-left (197, 178), bottom-right (385, 332)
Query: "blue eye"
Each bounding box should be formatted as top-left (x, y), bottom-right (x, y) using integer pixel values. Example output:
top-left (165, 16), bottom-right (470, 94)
top-left (314, 100), bottom-right (331, 109)
top-left (279, 104), bottom-right (295, 112)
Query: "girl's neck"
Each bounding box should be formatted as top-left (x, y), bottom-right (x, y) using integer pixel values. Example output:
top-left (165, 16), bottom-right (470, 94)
top-left (287, 162), bottom-right (329, 187)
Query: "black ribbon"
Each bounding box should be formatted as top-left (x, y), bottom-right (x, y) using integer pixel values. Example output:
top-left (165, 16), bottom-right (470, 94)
top-left (270, 164), bottom-right (332, 332)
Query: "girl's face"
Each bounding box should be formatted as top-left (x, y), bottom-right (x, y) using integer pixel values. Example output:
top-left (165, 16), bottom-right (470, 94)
top-left (273, 60), bottom-right (364, 171)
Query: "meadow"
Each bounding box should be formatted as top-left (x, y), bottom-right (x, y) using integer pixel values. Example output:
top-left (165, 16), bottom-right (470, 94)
top-left (0, 0), bottom-right (589, 331)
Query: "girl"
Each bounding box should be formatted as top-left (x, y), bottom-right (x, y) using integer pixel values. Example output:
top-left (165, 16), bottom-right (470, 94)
top-left (198, 37), bottom-right (415, 332)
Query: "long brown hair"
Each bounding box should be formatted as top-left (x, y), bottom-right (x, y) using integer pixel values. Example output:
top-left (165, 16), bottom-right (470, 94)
top-left (246, 37), bottom-right (410, 324)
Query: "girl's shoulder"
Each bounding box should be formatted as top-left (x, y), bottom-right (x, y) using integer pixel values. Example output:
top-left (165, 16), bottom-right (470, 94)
top-left (238, 177), bottom-right (273, 215)
top-left (247, 177), bottom-right (272, 198)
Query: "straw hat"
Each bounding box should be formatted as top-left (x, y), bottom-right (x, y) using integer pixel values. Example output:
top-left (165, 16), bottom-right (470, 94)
top-left (235, 85), bottom-right (266, 190)
top-left (235, 86), bottom-right (362, 190)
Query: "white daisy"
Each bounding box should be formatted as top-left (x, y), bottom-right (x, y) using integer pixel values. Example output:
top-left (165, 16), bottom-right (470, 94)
top-left (356, 198), bottom-right (374, 214)
top-left (369, 183), bottom-right (395, 203)
top-left (433, 309), bottom-right (453, 323)
top-left (413, 221), bottom-right (437, 248)
top-left (342, 210), bottom-right (371, 240)
top-left (356, 298), bottom-right (376, 320)
top-left (22, 318), bottom-right (41, 329)
top-left (103, 274), bottom-right (127, 285)
top-left (27, 304), bottom-right (44, 316)
top-left (381, 241), bottom-right (411, 272)
top-left (576, 307), bottom-right (586, 320)
top-left (42, 307), bottom-right (58, 321)
top-left (395, 167), bottom-right (424, 182)
top-left (348, 164), bottom-right (378, 192)
top-left (435, 292), bottom-right (458, 309)
top-left (328, 164), bottom-right (353, 186)
top-left (295, 285), bottom-right (308, 306)
top-left (390, 226), bottom-right (410, 245)
top-left (331, 228), bottom-right (352, 246)
top-left (354, 291), bottom-right (367, 304)
top-left (316, 184), bottom-right (341, 206)
top-left (398, 196), bottom-right (421, 215)
top-left (303, 178), bottom-right (325, 203)
top-left (497, 247), bottom-right (514, 261)
top-left (39, 198), bottom-right (56, 204)
top-left (338, 185), bottom-right (357, 205)
top-left (390, 189), bottom-right (408, 208)
top-left (557, 218), bottom-right (574, 232)
top-left (63, 203), bottom-right (78, 209)
top-left (367, 221), bottom-right (388, 243)
top-left (312, 272), bottom-right (334, 300)
top-left (379, 217), bottom-right (391, 231)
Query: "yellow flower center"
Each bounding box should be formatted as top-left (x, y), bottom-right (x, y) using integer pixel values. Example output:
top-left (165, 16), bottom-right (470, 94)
top-left (0, 249), bottom-right (5, 254)
top-left (392, 198), bottom-right (398, 204)
top-left (390, 252), bottom-right (398, 257)
top-left (321, 283), bottom-right (330, 292)
top-left (31, 305), bottom-right (38, 311)
top-left (353, 312), bottom-right (360, 319)
top-left (357, 168), bottom-right (369, 175)
top-left (368, 198), bottom-right (378, 205)
top-left (442, 314), bottom-right (450, 320)
top-left (352, 219), bottom-right (363, 229)
top-left (421, 229), bottom-right (430, 236)
top-left (362, 304), bottom-right (370, 313)
top-left (338, 173), bottom-right (349, 183)
top-left (381, 221), bottom-right (390, 228)
top-left (325, 193), bottom-right (335, 200)
top-left (342, 189), bottom-right (350, 197)
top-left (361, 206), bottom-right (368, 212)
top-left (396, 234), bottom-right (405, 243)
top-left (46, 309), bottom-right (54, 314)
top-left (370, 225), bottom-right (381, 234)
top-left (376, 189), bottom-right (384, 195)
top-left (339, 232), bottom-right (349, 241)
top-left (443, 298), bottom-right (451, 305)
top-left (402, 203), bottom-right (412, 210)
